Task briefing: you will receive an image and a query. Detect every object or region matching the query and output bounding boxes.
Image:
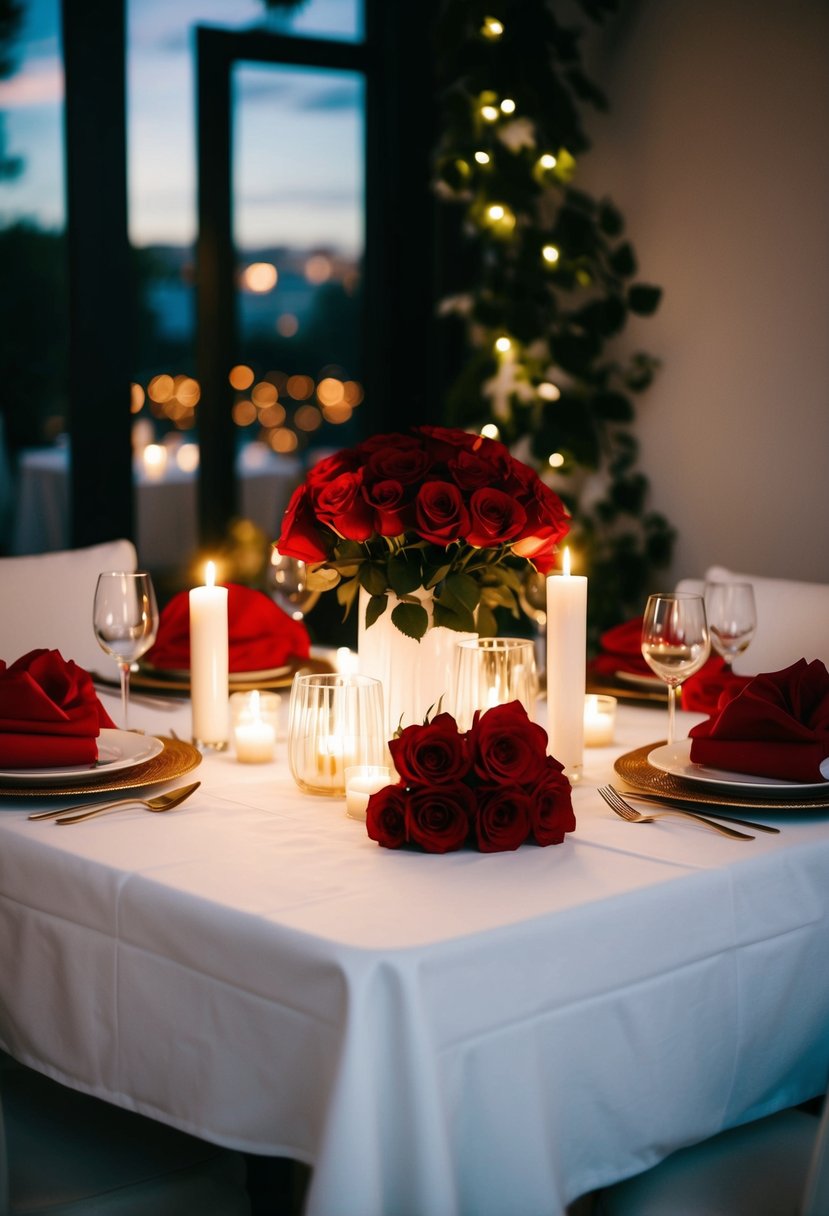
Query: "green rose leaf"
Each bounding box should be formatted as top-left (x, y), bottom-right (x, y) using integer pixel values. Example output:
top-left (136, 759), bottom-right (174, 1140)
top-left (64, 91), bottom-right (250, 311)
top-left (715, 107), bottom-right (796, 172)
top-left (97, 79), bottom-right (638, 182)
top-left (360, 563), bottom-right (389, 597)
top-left (365, 593), bottom-right (388, 630)
top-left (387, 554), bottom-right (424, 596)
top-left (475, 601), bottom-right (498, 638)
top-left (307, 565), bottom-right (341, 591)
top-left (443, 571), bottom-right (479, 614)
top-left (422, 562), bottom-right (453, 590)
top-left (628, 284), bottom-right (663, 316)
top-left (336, 575), bottom-right (361, 616)
top-left (433, 599), bottom-right (476, 633)
top-left (391, 601), bottom-right (429, 641)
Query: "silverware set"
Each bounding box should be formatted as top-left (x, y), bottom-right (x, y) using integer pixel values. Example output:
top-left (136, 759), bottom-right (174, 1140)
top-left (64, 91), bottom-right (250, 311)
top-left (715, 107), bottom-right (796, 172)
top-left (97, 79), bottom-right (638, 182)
top-left (598, 784), bottom-right (780, 841)
top-left (28, 781), bottom-right (201, 825)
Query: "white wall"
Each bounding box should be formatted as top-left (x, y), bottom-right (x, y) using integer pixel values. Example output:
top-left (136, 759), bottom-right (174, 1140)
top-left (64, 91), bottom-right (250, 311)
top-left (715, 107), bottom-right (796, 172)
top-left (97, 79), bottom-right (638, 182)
top-left (579, 0), bottom-right (829, 587)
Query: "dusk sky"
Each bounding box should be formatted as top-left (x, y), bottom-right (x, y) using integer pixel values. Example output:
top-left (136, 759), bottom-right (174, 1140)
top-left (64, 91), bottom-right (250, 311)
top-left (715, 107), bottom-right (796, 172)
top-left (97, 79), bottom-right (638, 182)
top-left (0, 0), bottom-right (364, 253)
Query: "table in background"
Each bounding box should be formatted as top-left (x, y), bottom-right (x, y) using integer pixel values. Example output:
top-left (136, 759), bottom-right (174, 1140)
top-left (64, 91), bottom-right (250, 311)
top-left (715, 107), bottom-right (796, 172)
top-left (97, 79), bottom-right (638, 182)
top-left (10, 445), bottom-right (302, 567)
top-left (1, 699), bottom-right (828, 1216)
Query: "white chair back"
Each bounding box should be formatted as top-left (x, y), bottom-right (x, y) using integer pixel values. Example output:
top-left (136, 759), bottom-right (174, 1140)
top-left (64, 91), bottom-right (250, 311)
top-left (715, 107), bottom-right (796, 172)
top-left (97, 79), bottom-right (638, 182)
top-left (0, 539), bottom-right (138, 673)
top-left (676, 565), bottom-right (829, 675)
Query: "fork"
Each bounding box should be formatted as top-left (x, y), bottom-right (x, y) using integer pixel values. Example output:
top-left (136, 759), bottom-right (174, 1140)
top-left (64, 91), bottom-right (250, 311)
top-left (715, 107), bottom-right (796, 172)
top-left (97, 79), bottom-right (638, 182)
top-left (598, 785), bottom-right (754, 840)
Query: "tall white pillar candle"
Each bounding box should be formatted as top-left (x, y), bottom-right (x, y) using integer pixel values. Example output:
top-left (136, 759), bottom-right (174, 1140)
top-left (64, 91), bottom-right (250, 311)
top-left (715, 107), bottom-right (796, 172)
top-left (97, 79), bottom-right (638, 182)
top-left (546, 548), bottom-right (587, 781)
top-left (189, 560), bottom-right (229, 749)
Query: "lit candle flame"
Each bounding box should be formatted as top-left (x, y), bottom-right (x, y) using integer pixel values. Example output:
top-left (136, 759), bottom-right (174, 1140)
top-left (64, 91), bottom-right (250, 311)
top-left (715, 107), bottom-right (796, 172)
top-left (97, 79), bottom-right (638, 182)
top-left (205, 560), bottom-right (216, 588)
top-left (562, 547), bottom-right (571, 577)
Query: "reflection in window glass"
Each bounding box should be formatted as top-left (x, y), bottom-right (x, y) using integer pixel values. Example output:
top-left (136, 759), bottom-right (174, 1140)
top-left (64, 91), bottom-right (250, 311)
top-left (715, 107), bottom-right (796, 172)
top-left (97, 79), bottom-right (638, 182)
top-left (233, 63), bottom-right (365, 456)
top-left (0, 0), bottom-right (67, 486)
top-left (127, 1), bottom-right (364, 463)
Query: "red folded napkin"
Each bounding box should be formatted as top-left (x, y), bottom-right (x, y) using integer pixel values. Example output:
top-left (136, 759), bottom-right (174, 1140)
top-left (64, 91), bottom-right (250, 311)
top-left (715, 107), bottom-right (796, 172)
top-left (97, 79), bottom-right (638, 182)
top-left (681, 656), bottom-right (751, 715)
top-left (589, 617), bottom-right (652, 678)
top-left (146, 583), bottom-right (311, 673)
top-left (689, 658), bottom-right (829, 782)
top-left (0, 649), bottom-right (115, 769)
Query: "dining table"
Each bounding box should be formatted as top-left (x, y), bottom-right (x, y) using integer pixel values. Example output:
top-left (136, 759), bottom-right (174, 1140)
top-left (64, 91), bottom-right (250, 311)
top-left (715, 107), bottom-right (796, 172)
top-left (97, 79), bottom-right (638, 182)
top-left (0, 686), bottom-right (828, 1216)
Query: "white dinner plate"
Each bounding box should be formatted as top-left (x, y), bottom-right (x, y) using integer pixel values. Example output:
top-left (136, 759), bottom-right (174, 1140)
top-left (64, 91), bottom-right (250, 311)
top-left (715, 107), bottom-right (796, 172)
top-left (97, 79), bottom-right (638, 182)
top-left (616, 670), bottom-right (663, 690)
top-left (0, 730), bottom-right (164, 787)
top-left (648, 740), bottom-right (829, 795)
top-left (141, 662), bottom-right (291, 684)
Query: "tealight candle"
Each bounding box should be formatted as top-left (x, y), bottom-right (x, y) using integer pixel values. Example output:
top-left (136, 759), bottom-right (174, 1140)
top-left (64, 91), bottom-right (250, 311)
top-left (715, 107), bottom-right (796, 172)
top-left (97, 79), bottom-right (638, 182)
top-left (546, 548), bottom-right (587, 781)
top-left (231, 690), bottom-right (279, 763)
top-left (189, 561), bottom-right (229, 750)
top-left (583, 694), bottom-right (617, 747)
top-left (344, 765), bottom-right (393, 821)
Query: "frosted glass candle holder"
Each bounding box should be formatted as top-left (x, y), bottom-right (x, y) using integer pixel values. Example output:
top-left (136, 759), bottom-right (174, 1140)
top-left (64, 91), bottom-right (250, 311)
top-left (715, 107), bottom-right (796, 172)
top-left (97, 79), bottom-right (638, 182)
top-left (453, 637), bottom-right (538, 731)
top-left (288, 673), bottom-right (385, 797)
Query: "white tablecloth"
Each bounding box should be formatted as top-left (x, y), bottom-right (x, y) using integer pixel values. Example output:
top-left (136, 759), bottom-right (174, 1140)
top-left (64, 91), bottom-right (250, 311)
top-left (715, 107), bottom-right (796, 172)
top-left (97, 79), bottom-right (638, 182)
top-left (10, 446), bottom-right (302, 567)
top-left (1, 697), bottom-right (828, 1216)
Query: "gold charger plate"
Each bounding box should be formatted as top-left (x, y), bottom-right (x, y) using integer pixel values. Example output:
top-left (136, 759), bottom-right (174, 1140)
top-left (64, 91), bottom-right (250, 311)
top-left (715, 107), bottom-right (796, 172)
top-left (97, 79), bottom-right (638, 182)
top-left (614, 743), bottom-right (829, 811)
top-left (0, 736), bottom-right (202, 798)
top-left (102, 656), bottom-right (337, 697)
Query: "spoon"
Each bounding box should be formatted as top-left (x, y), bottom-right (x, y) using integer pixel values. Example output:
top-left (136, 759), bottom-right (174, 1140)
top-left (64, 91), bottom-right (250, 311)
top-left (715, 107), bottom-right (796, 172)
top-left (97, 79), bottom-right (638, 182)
top-left (28, 781), bottom-right (201, 824)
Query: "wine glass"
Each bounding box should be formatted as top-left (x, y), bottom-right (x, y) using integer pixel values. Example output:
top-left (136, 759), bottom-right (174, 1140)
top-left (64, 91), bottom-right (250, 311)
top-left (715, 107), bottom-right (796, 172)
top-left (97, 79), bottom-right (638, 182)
top-left (93, 571), bottom-right (159, 730)
top-left (641, 593), bottom-right (710, 745)
top-left (268, 548), bottom-right (320, 621)
top-left (519, 568), bottom-right (548, 675)
top-left (704, 581), bottom-right (756, 670)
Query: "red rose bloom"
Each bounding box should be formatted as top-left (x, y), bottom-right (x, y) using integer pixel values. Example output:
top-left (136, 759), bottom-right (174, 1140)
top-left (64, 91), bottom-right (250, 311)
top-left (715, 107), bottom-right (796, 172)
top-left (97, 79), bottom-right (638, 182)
top-left (407, 783), bottom-right (475, 853)
top-left (415, 481), bottom-right (470, 546)
top-left (389, 712), bottom-right (469, 785)
top-left (313, 472), bottom-right (374, 541)
top-left (475, 785), bottom-right (533, 852)
top-left (467, 487), bottom-right (527, 548)
top-left (448, 446), bottom-right (512, 490)
top-left (362, 479), bottom-right (416, 537)
top-left (532, 760), bottom-right (575, 845)
top-left (276, 485), bottom-right (331, 564)
top-left (512, 479), bottom-right (571, 573)
top-left (415, 424), bottom-right (481, 463)
top-left (304, 448), bottom-right (361, 489)
top-left (366, 783), bottom-right (408, 849)
top-left (365, 445), bottom-right (432, 486)
top-left (470, 701), bottom-right (549, 786)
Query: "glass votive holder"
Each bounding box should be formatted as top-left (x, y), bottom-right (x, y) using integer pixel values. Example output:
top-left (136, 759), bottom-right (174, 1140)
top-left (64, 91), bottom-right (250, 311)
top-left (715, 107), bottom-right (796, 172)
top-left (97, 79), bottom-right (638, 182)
top-left (344, 765), bottom-right (394, 821)
top-left (230, 689), bottom-right (280, 763)
top-left (583, 694), bottom-right (617, 747)
top-left (453, 637), bottom-right (538, 731)
top-left (288, 673), bottom-right (385, 797)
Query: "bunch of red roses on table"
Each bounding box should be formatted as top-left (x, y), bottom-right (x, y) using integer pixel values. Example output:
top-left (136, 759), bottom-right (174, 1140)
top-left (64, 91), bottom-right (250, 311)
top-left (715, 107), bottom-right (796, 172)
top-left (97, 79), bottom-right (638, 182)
top-left (365, 701), bottom-right (576, 854)
top-left (275, 425), bottom-right (570, 640)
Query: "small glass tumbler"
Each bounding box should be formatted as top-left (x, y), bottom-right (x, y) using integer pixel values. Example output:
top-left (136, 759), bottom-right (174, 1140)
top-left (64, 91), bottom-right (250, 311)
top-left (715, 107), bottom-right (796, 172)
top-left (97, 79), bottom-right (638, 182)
top-left (288, 673), bottom-right (385, 796)
top-left (230, 690), bottom-right (280, 763)
top-left (453, 637), bottom-right (538, 731)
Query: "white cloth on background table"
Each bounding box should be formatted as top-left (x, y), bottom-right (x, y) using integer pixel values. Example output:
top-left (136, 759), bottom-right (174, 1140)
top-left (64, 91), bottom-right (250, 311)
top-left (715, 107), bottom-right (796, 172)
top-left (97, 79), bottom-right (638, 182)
top-left (10, 447), bottom-right (302, 568)
top-left (0, 697), bottom-right (828, 1216)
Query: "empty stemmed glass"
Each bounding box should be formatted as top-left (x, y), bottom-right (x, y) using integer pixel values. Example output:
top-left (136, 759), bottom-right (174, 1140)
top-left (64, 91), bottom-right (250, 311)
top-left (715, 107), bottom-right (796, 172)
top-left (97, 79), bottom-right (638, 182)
top-left (93, 571), bottom-right (159, 730)
top-left (704, 581), bottom-right (756, 671)
top-left (268, 548), bottom-right (320, 622)
top-left (641, 593), bottom-right (711, 745)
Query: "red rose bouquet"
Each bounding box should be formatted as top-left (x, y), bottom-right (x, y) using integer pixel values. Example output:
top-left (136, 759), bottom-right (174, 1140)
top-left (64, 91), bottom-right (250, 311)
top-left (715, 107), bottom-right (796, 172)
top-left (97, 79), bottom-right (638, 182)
top-left (365, 701), bottom-right (576, 853)
top-left (275, 425), bottom-right (570, 640)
